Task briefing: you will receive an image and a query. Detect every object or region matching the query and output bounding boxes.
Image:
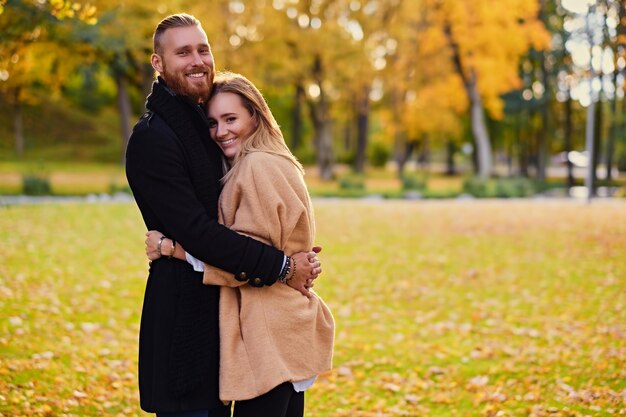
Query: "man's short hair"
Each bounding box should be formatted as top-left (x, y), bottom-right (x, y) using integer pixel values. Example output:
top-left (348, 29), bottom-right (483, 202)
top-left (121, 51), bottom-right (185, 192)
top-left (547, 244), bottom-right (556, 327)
top-left (153, 13), bottom-right (201, 54)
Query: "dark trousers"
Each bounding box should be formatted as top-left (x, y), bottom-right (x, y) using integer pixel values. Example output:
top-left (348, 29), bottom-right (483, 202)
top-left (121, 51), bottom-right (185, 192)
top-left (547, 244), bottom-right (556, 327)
top-left (233, 382), bottom-right (304, 417)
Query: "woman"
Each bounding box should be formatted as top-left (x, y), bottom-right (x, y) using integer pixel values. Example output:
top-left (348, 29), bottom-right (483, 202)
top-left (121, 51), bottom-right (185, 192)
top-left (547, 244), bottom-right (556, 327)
top-left (146, 72), bottom-right (335, 417)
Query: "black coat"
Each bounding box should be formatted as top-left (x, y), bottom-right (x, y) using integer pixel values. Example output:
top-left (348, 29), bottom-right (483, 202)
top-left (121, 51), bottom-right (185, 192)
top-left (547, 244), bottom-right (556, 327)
top-left (125, 79), bottom-right (285, 413)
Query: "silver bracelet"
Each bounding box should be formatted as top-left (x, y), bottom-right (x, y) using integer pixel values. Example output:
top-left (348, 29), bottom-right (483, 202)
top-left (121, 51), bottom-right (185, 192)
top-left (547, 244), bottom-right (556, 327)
top-left (157, 235), bottom-right (166, 257)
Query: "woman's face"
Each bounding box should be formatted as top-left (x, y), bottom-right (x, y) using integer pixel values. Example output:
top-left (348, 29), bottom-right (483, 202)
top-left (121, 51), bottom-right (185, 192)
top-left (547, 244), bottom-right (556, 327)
top-left (207, 92), bottom-right (256, 161)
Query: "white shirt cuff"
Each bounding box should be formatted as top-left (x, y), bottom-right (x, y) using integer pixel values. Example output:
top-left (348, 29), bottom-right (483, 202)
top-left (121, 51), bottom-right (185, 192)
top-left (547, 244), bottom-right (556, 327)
top-left (185, 252), bottom-right (205, 272)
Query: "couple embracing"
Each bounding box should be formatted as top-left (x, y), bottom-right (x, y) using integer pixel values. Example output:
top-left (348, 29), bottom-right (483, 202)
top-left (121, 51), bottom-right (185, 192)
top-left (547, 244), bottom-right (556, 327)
top-left (126, 13), bottom-right (335, 417)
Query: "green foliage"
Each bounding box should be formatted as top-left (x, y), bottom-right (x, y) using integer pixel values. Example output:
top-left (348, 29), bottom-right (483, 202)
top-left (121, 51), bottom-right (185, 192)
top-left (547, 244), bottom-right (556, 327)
top-left (20, 159), bottom-right (52, 195)
top-left (463, 176), bottom-right (539, 198)
top-left (0, 94), bottom-right (122, 163)
top-left (336, 150), bottom-right (356, 166)
top-left (368, 142), bottom-right (391, 168)
top-left (109, 180), bottom-right (131, 195)
top-left (21, 173), bottom-right (51, 195)
top-left (293, 146), bottom-right (317, 166)
top-left (401, 171), bottom-right (428, 191)
top-left (64, 64), bottom-right (117, 112)
top-left (462, 176), bottom-right (489, 197)
top-left (338, 172), bottom-right (366, 191)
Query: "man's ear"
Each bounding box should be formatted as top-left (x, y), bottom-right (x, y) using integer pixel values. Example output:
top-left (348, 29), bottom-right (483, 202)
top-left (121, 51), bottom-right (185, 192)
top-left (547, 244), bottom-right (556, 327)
top-left (151, 53), bottom-right (163, 74)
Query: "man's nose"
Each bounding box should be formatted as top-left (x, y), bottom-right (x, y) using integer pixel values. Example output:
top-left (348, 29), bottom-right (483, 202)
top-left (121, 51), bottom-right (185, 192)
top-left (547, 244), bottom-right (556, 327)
top-left (191, 51), bottom-right (204, 65)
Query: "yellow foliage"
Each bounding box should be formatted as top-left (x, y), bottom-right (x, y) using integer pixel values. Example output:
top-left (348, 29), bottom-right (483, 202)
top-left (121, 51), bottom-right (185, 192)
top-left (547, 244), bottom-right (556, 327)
top-left (403, 75), bottom-right (467, 139)
top-left (423, 0), bottom-right (550, 119)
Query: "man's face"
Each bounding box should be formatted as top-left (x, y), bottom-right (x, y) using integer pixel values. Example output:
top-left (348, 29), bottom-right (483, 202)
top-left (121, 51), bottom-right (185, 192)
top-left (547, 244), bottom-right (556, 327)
top-left (151, 25), bottom-right (215, 103)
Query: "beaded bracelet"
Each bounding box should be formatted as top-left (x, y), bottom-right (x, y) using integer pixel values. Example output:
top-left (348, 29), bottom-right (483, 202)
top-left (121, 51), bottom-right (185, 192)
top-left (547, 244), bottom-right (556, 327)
top-left (288, 257), bottom-right (297, 283)
top-left (278, 256), bottom-right (292, 284)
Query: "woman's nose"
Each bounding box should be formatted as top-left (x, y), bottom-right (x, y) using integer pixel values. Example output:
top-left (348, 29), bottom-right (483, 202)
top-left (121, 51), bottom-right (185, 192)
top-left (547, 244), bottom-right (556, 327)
top-left (216, 123), bottom-right (227, 138)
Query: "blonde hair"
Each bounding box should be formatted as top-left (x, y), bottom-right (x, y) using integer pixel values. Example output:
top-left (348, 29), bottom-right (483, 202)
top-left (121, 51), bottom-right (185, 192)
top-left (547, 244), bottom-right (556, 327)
top-left (211, 72), bottom-right (304, 182)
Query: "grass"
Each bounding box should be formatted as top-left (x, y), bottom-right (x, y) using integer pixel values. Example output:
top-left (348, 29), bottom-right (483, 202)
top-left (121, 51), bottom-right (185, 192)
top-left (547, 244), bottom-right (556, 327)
top-left (1, 200), bottom-right (625, 416)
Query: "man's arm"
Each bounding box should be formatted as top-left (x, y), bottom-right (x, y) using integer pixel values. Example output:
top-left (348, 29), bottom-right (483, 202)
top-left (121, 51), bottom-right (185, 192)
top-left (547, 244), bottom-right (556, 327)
top-left (126, 119), bottom-right (284, 286)
top-left (145, 230), bottom-right (322, 297)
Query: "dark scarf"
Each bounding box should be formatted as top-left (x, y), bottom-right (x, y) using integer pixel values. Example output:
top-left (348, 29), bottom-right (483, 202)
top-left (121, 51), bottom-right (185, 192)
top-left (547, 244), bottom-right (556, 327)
top-left (145, 77), bottom-right (220, 218)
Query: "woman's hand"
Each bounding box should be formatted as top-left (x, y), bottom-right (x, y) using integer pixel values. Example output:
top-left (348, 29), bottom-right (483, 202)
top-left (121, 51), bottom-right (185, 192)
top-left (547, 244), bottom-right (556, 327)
top-left (145, 230), bottom-right (164, 261)
top-left (286, 246), bottom-right (322, 298)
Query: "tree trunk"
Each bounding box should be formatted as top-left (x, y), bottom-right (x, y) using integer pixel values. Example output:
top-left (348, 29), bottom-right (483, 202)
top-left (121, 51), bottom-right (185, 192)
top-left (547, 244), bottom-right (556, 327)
top-left (397, 141), bottom-right (416, 176)
top-left (309, 107), bottom-right (334, 180)
top-left (343, 122), bottom-right (352, 152)
top-left (528, 109), bottom-right (538, 177)
top-left (592, 97), bottom-right (603, 192)
top-left (116, 71), bottom-right (133, 164)
top-left (584, 93), bottom-right (596, 201)
top-left (584, 9), bottom-right (597, 202)
top-left (445, 140), bottom-right (457, 176)
top-left (518, 113), bottom-right (529, 177)
top-left (536, 0), bottom-right (550, 182)
top-left (13, 87), bottom-right (24, 157)
top-left (443, 20), bottom-right (493, 178)
top-left (309, 54), bottom-right (334, 180)
top-left (536, 54), bottom-right (549, 182)
top-left (355, 87), bottom-right (369, 174)
top-left (564, 93), bottom-right (575, 190)
top-left (390, 84), bottom-right (408, 178)
top-left (466, 74), bottom-right (493, 178)
top-left (605, 47), bottom-right (620, 181)
top-left (417, 136), bottom-right (430, 169)
top-left (291, 82), bottom-right (305, 150)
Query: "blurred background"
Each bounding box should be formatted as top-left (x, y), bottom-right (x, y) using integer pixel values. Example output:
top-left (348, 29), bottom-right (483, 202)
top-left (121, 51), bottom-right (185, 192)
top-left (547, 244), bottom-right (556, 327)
top-left (0, 0), bottom-right (625, 199)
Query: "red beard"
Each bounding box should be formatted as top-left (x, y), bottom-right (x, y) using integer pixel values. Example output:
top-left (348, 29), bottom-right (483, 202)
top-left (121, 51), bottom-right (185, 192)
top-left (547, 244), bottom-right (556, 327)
top-left (162, 63), bottom-right (212, 104)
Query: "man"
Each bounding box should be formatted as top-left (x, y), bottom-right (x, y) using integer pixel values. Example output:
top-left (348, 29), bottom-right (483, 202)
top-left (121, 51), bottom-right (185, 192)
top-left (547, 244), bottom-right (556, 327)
top-left (125, 14), bottom-right (321, 417)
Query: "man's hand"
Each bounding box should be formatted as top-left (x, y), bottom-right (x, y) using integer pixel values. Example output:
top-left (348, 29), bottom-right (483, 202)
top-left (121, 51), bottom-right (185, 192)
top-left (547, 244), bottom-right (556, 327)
top-left (145, 230), bottom-right (164, 261)
top-left (287, 246), bottom-right (322, 297)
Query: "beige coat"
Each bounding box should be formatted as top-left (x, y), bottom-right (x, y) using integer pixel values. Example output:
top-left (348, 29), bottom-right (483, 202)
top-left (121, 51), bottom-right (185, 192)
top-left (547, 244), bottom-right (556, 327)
top-left (203, 151), bottom-right (335, 401)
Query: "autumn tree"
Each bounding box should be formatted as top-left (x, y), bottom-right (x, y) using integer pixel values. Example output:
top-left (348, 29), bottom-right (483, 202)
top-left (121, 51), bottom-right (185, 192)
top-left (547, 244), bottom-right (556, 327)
top-left (191, 0), bottom-right (353, 180)
top-left (0, 0), bottom-right (96, 156)
top-left (425, 0), bottom-right (549, 178)
top-left (71, 0), bottom-right (165, 162)
top-left (379, 0), bottom-right (467, 177)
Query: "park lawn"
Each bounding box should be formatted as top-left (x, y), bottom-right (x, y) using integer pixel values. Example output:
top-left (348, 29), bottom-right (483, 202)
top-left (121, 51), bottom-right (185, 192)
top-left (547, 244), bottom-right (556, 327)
top-left (0, 200), bottom-right (625, 416)
top-left (0, 162), bottom-right (464, 196)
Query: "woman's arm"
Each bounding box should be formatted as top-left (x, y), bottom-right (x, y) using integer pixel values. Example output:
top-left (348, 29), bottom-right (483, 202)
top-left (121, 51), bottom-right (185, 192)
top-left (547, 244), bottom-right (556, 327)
top-left (126, 123), bottom-right (286, 283)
